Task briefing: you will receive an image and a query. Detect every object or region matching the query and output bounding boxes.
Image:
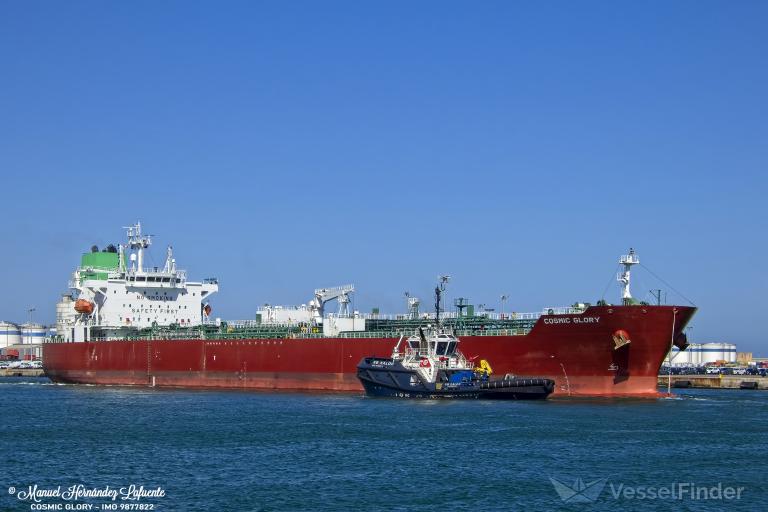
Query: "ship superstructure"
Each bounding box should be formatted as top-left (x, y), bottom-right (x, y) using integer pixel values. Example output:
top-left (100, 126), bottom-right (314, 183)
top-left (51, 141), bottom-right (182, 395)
top-left (57, 222), bottom-right (218, 342)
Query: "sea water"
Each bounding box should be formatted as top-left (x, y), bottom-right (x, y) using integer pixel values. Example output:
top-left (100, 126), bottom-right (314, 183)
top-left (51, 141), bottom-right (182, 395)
top-left (1, 377), bottom-right (765, 511)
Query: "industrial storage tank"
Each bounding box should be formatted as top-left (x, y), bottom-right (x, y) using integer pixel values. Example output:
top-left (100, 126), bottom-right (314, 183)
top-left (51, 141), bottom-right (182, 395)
top-left (700, 342), bottom-right (739, 363)
top-left (723, 343), bottom-right (737, 363)
top-left (672, 343), bottom-right (738, 365)
top-left (700, 343), bottom-right (722, 363)
top-left (21, 323), bottom-right (46, 344)
top-left (669, 343), bottom-right (705, 366)
top-left (0, 321), bottom-right (21, 349)
top-left (56, 293), bottom-right (76, 337)
top-left (20, 323), bottom-right (46, 360)
top-left (692, 344), bottom-right (703, 365)
top-left (669, 345), bottom-right (691, 365)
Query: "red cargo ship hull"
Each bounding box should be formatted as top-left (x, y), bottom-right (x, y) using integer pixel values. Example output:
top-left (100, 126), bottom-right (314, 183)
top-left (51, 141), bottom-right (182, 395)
top-left (43, 305), bottom-right (695, 396)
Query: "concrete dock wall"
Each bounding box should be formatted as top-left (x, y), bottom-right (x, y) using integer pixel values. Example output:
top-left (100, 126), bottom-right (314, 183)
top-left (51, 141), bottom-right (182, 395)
top-left (658, 375), bottom-right (768, 390)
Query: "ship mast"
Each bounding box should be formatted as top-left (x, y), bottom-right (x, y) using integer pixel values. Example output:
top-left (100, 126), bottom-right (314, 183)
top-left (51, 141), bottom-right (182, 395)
top-left (617, 248), bottom-right (639, 305)
top-left (435, 275), bottom-right (450, 325)
top-left (125, 222), bottom-right (152, 273)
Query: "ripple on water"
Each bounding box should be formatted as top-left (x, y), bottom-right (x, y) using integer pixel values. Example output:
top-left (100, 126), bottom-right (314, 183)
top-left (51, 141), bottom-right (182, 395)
top-left (1, 381), bottom-right (766, 511)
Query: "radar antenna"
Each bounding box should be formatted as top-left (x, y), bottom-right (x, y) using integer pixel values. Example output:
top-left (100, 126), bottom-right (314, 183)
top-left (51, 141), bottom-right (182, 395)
top-left (124, 222), bottom-right (153, 273)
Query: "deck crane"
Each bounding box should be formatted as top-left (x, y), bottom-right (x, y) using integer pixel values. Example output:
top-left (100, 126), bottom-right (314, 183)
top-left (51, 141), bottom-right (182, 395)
top-left (309, 284), bottom-right (355, 324)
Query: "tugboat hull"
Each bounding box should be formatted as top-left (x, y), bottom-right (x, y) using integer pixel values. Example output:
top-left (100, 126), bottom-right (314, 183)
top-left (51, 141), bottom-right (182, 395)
top-left (357, 357), bottom-right (554, 400)
top-left (360, 380), bottom-right (481, 399)
top-left (479, 378), bottom-right (555, 400)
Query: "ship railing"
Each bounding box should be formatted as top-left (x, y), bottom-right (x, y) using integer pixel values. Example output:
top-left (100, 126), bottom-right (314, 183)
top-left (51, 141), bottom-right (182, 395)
top-left (484, 312), bottom-right (542, 320)
top-left (259, 305), bottom-right (311, 312)
top-left (226, 320), bottom-right (265, 328)
top-left (355, 308), bottom-right (583, 322)
top-left (399, 348), bottom-right (476, 370)
top-left (57, 326), bottom-right (533, 343)
top-left (77, 265), bottom-right (123, 274)
top-left (43, 336), bottom-right (66, 344)
top-left (540, 307), bottom-right (586, 316)
top-left (338, 331), bottom-right (404, 339)
top-left (224, 319), bottom-right (311, 329)
top-left (454, 328), bottom-right (531, 337)
top-left (125, 268), bottom-right (188, 280)
top-left (209, 328), bottom-right (527, 339)
top-left (71, 270), bottom-right (124, 287)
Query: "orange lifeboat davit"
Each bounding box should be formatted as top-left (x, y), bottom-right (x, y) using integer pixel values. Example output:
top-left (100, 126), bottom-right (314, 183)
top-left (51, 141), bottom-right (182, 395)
top-left (74, 299), bottom-right (95, 315)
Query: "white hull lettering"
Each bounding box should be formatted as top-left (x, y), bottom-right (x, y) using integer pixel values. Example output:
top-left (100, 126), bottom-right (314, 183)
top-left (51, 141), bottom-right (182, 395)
top-left (543, 317), bottom-right (600, 325)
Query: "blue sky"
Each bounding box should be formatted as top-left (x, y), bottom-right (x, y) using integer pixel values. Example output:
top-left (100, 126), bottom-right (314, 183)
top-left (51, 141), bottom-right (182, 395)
top-left (1, 1), bottom-right (765, 352)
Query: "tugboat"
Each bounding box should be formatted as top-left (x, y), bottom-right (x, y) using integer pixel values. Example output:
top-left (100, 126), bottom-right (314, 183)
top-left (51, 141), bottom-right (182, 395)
top-left (356, 277), bottom-right (555, 400)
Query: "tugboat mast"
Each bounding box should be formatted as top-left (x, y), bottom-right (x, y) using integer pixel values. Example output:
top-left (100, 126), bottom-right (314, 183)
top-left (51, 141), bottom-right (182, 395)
top-left (435, 275), bottom-right (450, 324)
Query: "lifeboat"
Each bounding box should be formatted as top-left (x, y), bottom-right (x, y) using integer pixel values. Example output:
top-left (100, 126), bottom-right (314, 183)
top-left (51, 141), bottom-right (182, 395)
top-left (203, 304), bottom-right (212, 317)
top-left (74, 299), bottom-right (95, 315)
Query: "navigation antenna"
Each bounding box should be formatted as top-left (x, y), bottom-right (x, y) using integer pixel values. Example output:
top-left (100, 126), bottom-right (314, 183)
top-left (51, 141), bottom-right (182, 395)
top-left (124, 222), bottom-right (153, 273)
top-left (617, 248), bottom-right (639, 305)
top-left (435, 275), bottom-right (450, 325)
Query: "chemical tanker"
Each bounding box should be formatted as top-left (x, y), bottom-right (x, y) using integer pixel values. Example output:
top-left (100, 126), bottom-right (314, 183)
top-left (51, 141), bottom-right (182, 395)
top-left (43, 223), bottom-right (695, 396)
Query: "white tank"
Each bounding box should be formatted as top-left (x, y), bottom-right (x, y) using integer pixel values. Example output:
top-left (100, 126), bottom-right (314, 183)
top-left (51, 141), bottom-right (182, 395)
top-left (723, 343), bottom-right (737, 363)
top-left (21, 323), bottom-right (46, 344)
top-left (670, 346), bottom-right (691, 365)
top-left (670, 343), bottom-right (707, 366)
top-left (691, 344), bottom-right (703, 365)
top-left (701, 342), bottom-right (726, 363)
top-left (670, 343), bottom-right (741, 366)
top-left (56, 293), bottom-right (76, 336)
top-left (0, 321), bottom-right (21, 349)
